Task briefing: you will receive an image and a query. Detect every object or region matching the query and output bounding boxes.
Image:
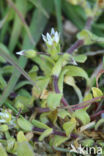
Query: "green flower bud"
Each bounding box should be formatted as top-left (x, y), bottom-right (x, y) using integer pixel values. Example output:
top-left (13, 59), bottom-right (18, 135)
top-left (16, 49), bottom-right (37, 59)
top-left (25, 50), bottom-right (37, 58)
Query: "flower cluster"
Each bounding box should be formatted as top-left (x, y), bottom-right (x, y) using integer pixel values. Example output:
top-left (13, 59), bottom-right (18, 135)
top-left (42, 28), bottom-right (60, 46)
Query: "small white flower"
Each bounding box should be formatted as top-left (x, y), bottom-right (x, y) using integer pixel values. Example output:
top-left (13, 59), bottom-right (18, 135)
top-left (51, 28), bottom-right (55, 35)
top-left (42, 28), bottom-right (60, 45)
top-left (16, 50), bottom-right (25, 56)
top-left (54, 31), bottom-right (59, 43)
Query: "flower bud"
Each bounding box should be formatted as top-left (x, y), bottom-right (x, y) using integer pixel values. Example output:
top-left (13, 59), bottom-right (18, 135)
top-left (16, 49), bottom-right (37, 59)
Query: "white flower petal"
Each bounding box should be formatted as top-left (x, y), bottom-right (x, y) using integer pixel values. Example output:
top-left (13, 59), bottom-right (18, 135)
top-left (42, 28), bottom-right (60, 45)
top-left (54, 31), bottom-right (59, 43)
top-left (46, 33), bottom-right (51, 41)
top-left (42, 34), bottom-right (47, 42)
top-left (51, 28), bottom-right (55, 35)
top-left (16, 50), bottom-right (25, 56)
top-left (46, 33), bottom-right (53, 45)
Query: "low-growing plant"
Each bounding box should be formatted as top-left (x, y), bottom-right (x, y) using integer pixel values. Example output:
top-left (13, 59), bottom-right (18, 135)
top-left (0, 0), bottom-right (104, 155)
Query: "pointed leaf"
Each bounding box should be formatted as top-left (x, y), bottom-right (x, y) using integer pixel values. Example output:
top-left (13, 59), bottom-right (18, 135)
top-left (39, 128), bottom-right (53, 141)
top-left (47, 93), bottom-right (62, 110)
top-left (73, 54), bottom-right (87, 63)
top-left (17, 118), bottom-right (33, 132)
top-left (92, 87), bottom-right (103, 98)
top-left (0, 143), bottom-right (8, 156)
top-left (17, 131), bottom-right (27, 142)
top-left (32, 119), bottom-right (49, 129)
top-left (73, 109), bottom-right (90, 125)
top-left (50, 136), bottom-right (68, 147)
top-left (95, 118), bottom-right (104, 130)
top-left (17, 141), bottom-right (34, 156)
top-left (64, 65), bottom-right (88, 80)
top-left (58, 109), bottom-right (71, 119)
top-left (63, 118), bottom-right (76, 136)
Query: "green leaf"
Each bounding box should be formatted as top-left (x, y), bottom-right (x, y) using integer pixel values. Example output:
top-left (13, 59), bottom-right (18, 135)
top-left (64, 65), bottom-right (88, 80)
top-left (0, 125), bottom-right (8, 132)
top-left (6, 138), bottom-right (15, 153)
top-left (0, 143), bottom-right (8, 156)
top-left (77, 29), bottom-right (104, 45)
top-left (39, 128), bottom-right (53, 141)
top-left (95, 118), bottom-right (104, 130)
top-left (0, 43), bottom-right (9, 63)
top-left (29, 0), bottom-right (49, 18)
top-left (58, 69), bottom-right (68, 92)
top-left (28, 65), bottom-right (38, 81)
top-left (17, 141), bottom-right (34, 156)
top-left (50, 136), bottom-right (68, 147)
top-left (81, 139), bottom-right (94, 147)
top-left (32, 76), bottom-right (50, 98)
top-left (15, 95), bottom-right (34, 112)
top-left (52, 57), bottom-right (63, 76)
top-left (63, 118), bottom-right (76, 136)
top-left (47, 93), bottom-right (62, 110)
top-left (54, 0), bottom-right (62, 33)
top-left (17, 131), bottom-right (27, 142)
top-left (83, 93), bottom-right (93, 110)
top-left (33, 56), bottom-right (53, 75)
top-left (32, 119), bottom-right (49, 129)
top-left (0, 75), bottom-right (7, 89)
top-left (58, 109), bottom-right (71, 119)
top-left (92, 87), bottom-right (103, 98)
top-left (2, 65), bottom-right (14, 75)
top-left (73, 55), bottom-right (87, 63)
top-left (8, 0), bottom-right (28, 52)
top-left (14, 81), bottom-right (32, 91)
top-left (77, 29), bottom-right (94, 45)
top-left (73, 109), bottom-right (90, 125)
top-left (17, 118), bottom-right (33, 132)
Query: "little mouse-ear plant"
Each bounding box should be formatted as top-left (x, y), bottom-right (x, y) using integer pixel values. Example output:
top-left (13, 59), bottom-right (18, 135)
top-left (15, 27), bottom-right (91, 146)
top-left (1, 0), bottom-right (104, 155)
top-left (14, 1), bottom-right (104, 152)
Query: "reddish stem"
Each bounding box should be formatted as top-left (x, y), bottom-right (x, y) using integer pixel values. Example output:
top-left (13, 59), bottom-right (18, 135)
top-left (85, 16), bottom-right (93, 30)
top-left (33, 127), bottom-right (66, 137)
top-left (66, 40), bottom-right (84, 54)
top-left (91, 110), bottom-right (104, 120)
top-left (53, 75), bottom-right (73, 112)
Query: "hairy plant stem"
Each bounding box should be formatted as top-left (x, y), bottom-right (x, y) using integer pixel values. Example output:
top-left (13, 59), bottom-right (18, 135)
top-left (37, 52), bottom-right (50, 56)
top-left (35, 107), bottom-right (50, 113)
top-left (61, 96), bottom-right (104, 110)
top-left (33, 127), bottom-right (66, 136)
top-left (66, 40), bottom-right (84, 54)
top-left (85, 16), bottom-right (93, 30)
top-left (91, 110), bottom-right (104, 120)
top-left (53, 75), bottom-right (73, 113)
top-left (33, 127), bottom-right (78, 138)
